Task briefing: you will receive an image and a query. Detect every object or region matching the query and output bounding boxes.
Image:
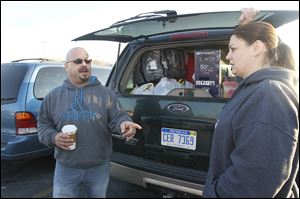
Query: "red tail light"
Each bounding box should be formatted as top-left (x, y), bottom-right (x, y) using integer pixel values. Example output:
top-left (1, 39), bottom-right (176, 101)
top-left (15, 112), bottom-right (37, 135)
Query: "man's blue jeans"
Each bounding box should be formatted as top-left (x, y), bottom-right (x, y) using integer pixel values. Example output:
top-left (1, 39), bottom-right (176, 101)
top-left (53, 160), bottom-right (110, 198)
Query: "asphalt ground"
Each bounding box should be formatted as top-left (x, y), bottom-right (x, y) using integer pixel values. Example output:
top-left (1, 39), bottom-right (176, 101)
top-left (1, 156), bottom-right (163, 198)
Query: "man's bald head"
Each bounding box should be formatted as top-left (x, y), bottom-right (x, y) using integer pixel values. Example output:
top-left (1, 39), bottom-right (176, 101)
top-left (66, 47), bottom-right (89, 61)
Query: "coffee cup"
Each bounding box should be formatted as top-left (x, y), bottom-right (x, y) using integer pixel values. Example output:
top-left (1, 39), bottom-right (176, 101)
top-left (62, 125), bottom-right (77, 150)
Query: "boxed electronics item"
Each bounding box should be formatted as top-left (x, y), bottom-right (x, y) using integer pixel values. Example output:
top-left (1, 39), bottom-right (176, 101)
top-left (194, 50), bottom-right (221, 97)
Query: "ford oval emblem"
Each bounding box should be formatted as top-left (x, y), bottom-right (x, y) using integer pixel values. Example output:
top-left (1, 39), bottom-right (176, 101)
top-left (167, 104), bottom-right (190, 113)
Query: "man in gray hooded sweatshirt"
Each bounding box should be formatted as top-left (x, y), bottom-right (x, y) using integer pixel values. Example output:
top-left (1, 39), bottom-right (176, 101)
top-left (38, 47), bottom-right (141, 198)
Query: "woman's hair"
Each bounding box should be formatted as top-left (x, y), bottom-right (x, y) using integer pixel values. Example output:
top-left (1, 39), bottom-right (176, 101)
top-left (233, 22), bottom-right (295, 70)
top-left (276, 41), bottom-right (295, 70)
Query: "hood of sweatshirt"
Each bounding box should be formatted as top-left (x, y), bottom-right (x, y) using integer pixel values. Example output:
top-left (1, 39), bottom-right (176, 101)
top-left (64, 75), bottom-right (101, 90)
top-left (233, 68), bottom-right (299, 101)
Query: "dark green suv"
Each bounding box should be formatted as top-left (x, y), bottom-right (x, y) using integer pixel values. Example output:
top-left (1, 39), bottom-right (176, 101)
top-left (74, 10), bottom-right (298, 196)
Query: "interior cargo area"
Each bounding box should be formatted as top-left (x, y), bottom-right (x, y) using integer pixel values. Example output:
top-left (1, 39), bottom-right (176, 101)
top-left (122, 44), bottom-right (240, 99)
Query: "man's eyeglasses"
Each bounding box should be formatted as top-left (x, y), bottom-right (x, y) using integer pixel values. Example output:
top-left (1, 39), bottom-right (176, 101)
top-left (66, 58), bottom-right (92, 65)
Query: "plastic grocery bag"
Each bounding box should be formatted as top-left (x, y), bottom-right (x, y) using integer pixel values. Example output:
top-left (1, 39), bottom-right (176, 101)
top-left (154, 77), bottom-right (181, 95)
top-left (131, 83), bottom-right (154, 95)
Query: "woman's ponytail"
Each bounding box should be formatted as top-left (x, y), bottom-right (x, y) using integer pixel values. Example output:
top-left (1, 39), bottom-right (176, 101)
top-left (273, 40), bottom-right (296, 71)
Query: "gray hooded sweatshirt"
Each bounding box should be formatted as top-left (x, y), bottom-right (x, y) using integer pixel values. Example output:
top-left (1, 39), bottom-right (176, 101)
top-left (38, 76), bottom-right (131, 169)
top-left (204, 68), bottom-right (299, 198)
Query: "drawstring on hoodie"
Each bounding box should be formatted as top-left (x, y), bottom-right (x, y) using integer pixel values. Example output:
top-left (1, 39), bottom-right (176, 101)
top-left (74, 87), bottom-right (84, 109)
top-left (75, 88), bottom-right (78, 110)
top-left (80, 88), bottom-right (83, 103)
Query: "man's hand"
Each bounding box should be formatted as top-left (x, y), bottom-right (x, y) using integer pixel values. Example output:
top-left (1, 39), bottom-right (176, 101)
top-left (239, 7), bottom-right (259, 25)
top-left (120, 121), bottom-right (142, 141)
top-left (55, 132), bottom-right (74, 150)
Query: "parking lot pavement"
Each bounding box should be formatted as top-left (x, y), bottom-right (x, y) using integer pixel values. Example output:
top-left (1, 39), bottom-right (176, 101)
top-left (1, 156), bottom-right (163, 198)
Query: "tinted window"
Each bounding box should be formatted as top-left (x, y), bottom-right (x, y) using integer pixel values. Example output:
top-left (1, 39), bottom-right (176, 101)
top-left (92, 67), bottom-right (112, 85)
top-left (34, 67), bottom-right (67, 99)
top-left (1, 64), bottom-right (28, 104)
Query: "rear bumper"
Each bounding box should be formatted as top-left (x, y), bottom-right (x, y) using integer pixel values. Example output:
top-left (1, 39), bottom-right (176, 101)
top-left (1, 134), bottom-right (53, 160)
top-left (110, 152), bottom-right (206, 196)
top-left (110, 162), bottom-right (204, 196)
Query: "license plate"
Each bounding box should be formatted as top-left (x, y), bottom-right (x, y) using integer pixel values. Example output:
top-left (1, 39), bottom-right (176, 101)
top-left (161, 127), bottom-right (197, 150)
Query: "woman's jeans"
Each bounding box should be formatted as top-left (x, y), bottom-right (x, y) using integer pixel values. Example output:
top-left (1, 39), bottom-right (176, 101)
top-left (53, 160), bottom-right (110, 198)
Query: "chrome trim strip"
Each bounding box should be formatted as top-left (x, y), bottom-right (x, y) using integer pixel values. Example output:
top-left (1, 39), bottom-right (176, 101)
top-left (143, 177), bottom-right (203, 196)
top-left (110, 162), bottom-right (204, 196)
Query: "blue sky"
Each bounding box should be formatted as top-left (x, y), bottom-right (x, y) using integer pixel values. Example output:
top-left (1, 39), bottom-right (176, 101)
top-left (1, 1), bottom-right (299, 66)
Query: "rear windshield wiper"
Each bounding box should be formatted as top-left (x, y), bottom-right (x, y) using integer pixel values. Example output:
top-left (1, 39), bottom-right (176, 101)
top-left (1, 97), bottom-right (16, 100)
top-left (112, 10), bottom-right (177, 26)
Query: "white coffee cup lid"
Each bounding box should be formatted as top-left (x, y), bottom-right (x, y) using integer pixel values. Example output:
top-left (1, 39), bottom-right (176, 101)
top-left (62, 125), bottom-right (77, 133)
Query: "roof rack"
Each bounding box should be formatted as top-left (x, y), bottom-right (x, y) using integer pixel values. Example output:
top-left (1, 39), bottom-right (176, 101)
top-left (11, 58), bottom-right (63, 63)
top-left (112, 10), bottom-right (177, 26)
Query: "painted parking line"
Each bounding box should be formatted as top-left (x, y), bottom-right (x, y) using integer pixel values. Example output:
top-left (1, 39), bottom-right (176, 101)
top-left (32, 186), bottom-right (52, 198)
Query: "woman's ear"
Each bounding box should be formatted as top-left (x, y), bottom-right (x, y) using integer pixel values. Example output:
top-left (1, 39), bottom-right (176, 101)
top-left (252, 40), bottom-right (265, 57)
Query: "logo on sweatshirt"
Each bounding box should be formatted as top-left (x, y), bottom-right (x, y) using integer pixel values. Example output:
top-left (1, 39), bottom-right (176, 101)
top-left (63, 89), bottom-right (96, 120)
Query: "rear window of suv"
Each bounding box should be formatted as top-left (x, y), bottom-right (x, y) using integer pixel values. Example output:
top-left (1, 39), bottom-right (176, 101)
top-left (122, 44), bottom-right (235, 99)
top-left (1, 64), bottom-right (28, 104)
top-left (34, 67), bottom-right (67, 99)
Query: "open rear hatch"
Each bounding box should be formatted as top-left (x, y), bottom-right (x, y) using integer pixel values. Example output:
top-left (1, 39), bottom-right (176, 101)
top-left (73, 10), bottom-right (299, 43)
